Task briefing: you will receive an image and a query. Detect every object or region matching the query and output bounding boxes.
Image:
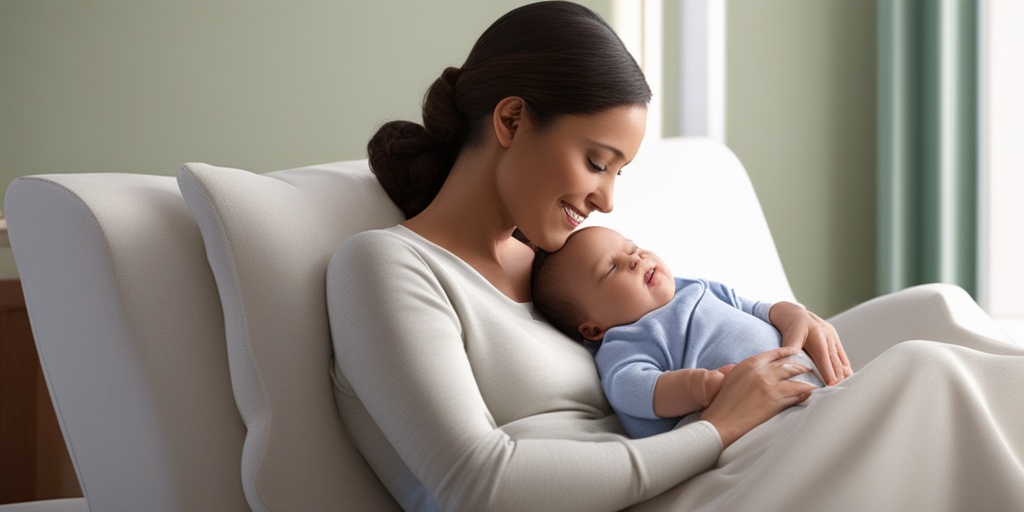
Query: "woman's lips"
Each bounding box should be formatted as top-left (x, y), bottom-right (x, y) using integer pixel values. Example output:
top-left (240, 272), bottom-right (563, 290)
top-left (562, 203), bottom-right (585, 226)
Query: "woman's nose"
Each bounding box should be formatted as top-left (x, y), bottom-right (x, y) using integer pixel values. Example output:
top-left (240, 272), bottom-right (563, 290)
top-left (588, 180), bottom-right (615, 213)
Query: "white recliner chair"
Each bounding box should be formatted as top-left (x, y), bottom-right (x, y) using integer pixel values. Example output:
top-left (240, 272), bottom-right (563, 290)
top-left (3, 138), bottom-right (1013, 511)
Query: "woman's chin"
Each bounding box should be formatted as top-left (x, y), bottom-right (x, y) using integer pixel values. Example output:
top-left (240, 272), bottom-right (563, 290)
top-left (525, 229), bottom-right (571, 253)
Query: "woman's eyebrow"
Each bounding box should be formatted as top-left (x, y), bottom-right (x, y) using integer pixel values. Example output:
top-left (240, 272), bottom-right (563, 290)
top-left (586, 139), bottom-right (626, 161)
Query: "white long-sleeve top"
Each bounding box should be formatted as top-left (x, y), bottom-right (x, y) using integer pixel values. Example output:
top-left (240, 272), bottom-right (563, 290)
top-left (326, 225), bottom-right (723, 512)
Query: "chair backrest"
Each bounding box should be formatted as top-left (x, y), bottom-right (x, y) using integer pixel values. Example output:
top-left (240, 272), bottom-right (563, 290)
top-left (592, 137), bottom-right (795, 304)
top-left (5, 137), bottom-right (792, 511)
top-left (5, 174), bottom-right (249, 511)
top-left (176, 162), bottom-right (403, 511)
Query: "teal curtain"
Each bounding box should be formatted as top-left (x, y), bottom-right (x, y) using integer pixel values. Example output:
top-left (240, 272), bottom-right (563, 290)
top-left (877, 0), bottom-right (978, 296)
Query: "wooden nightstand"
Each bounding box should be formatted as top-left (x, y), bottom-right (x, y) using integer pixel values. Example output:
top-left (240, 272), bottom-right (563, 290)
top-left (0, 279), bottom-right (81, 504)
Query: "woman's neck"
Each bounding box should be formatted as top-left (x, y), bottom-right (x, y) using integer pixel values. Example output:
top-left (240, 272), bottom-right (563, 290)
top-left (402, 148), bottom-right (534, 302)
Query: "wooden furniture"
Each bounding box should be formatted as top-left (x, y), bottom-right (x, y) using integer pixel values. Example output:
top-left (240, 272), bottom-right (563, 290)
top-left (0, 279), bottom-right (81, 504)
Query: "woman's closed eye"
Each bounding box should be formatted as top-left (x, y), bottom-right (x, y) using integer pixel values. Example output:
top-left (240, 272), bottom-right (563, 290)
top-left (588, 156), bottom-right (626, 176)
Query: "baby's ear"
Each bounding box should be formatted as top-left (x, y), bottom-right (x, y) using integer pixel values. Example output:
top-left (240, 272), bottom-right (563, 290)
top-left (579, 321), bottom-right (606, 342)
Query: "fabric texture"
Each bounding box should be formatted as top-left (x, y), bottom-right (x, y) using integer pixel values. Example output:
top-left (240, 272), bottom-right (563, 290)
top-left (631, 338), bottom-right (1024, 511)
top-left (177, 162), bottom-right (403, 511)
top-left (597, 277), bottom-right (820, 438)
top-left (327, 226), bottom-right (724, 512)
top-left (5, 174), bottom-right (249, 511)
top-left (330, 226), bottom-right (1024, 512)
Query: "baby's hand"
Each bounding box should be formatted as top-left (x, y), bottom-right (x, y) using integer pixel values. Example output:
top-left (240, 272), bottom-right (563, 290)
top-left (698, 366), bottom-right (733, 408)
top-left (769, 301), bottom-right (853, 386)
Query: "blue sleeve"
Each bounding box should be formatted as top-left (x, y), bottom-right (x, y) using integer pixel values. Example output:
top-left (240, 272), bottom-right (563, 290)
top-left (704, 280), bottom-right (774, 325)
top-left (594, 327), bottom-right (668, 421)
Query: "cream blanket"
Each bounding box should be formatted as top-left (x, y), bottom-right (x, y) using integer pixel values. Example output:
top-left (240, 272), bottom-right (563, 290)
top-left (634, 338), bottom-right (1024, 511)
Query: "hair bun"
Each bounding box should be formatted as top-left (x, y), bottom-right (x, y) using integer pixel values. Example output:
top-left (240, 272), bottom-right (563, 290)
top-left (441, 66), bottom-right (461, 88)
top-left (422, 67), bottom-right (465, 148)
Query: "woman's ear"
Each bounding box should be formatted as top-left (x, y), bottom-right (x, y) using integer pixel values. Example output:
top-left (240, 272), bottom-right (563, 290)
top-left (579, 321), bottom-right (606, 342)
top-left (493, 96), bottom-right (525, 149)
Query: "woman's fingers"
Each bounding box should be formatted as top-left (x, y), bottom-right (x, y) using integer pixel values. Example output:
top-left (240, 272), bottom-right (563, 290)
top-left (701, 352), bottom-right (818, 448)
top-left (755, 345), bottom-right (801, 364)
top-left (779, 359), bottom-right (811, 378)
top-left (785, 382), bottom-right (816, 405)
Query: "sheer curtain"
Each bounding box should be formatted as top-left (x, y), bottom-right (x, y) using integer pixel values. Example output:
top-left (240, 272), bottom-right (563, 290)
top-left (978, 1), bottom-right (1024, 341)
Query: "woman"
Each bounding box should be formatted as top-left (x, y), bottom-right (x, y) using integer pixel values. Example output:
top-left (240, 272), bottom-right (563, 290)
top-left (328, 2), bottom-right (1024, 511)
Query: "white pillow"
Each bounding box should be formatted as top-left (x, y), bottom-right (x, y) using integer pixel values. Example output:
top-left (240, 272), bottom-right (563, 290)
top-left (178, 161), bottom-right (404, 511)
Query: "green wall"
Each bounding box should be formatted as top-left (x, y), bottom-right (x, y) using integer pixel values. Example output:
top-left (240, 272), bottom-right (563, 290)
top-left (0, 0), bottom-right (610, 278)
top-left (2, 0), bottom-right (876, 318)
top-left (726, 0), bottom-right (877, 316)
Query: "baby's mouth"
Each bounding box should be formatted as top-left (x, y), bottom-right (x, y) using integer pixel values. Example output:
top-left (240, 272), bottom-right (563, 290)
top-left (645, 267), bottom-right (655, 285)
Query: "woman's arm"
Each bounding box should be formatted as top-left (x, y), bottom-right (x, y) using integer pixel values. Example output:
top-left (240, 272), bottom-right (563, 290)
top-left (328, 232), bottom-right (723, 512)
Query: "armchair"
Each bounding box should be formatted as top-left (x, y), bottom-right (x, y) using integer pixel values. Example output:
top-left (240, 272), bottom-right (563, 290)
top-left (3, 138), bottom-right (1013, 510)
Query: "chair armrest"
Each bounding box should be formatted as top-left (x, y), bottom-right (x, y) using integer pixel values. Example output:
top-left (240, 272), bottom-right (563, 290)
top-left (828, 283), bottom-right (1018, 370)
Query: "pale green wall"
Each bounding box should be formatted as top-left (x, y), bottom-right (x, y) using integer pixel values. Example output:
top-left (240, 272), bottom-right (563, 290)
top-left (726, 0), bottom-right (877, 317)
top-left (0, 0), bottom-right (611, 278)
top-left (2, 0), bottom-right (876, 318)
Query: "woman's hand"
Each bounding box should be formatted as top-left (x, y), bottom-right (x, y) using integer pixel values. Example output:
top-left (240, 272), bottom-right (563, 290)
top-left (699, 347), bottom-right (816, 449)
top-left (769, 301), bottom-right (853, 386)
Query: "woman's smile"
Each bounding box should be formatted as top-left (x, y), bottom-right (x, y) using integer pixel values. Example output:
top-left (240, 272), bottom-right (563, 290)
top-left (563, 202), bottom-right (586, 227)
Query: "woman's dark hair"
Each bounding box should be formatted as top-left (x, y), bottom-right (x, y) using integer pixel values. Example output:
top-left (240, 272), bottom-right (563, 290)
top-left (367, 1), bottom-right (652, 219)
top-left (530, 230), bottom-right (593, 345)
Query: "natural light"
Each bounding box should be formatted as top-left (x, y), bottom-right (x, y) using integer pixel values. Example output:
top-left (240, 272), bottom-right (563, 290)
top-left (979, 0), bottom-right (1024, 341)
top-left (616, 0), bottom-right (1022, 342)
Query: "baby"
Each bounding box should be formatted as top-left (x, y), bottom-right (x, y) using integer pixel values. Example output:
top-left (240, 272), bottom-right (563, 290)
top-left (532, 226), bottom-right (824, 438)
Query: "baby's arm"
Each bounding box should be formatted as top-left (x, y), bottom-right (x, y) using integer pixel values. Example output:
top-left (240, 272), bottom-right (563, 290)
top-left (653, 367), bottom-right (728, 418)
top-left (705, 279), bottom-right (852, 386)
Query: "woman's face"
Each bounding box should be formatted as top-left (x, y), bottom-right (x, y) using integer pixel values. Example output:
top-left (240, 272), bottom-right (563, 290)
top-left (496, 104), bottom-right (647, 252)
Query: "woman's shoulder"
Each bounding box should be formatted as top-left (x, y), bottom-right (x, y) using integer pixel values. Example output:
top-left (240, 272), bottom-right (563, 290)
top-left (338, 224), bottom-right (430, 254)
top-left (340, 225), bottom-right (406, 248)
top-left (332, 225), bottom-right (462, 277)
top-left (330, 226), bottom-right (417, 267)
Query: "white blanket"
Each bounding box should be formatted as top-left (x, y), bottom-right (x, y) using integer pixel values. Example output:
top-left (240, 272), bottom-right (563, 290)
top-left (633, 339), bottom-right (1024, 511)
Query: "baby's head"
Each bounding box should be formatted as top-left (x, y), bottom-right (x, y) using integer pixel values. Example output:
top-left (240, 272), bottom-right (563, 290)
top-left (532, 226), bottom-right (676, 343)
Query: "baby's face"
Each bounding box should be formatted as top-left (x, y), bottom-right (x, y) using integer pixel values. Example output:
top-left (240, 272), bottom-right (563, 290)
top-left (558, 227), bottom-right (676, 339)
